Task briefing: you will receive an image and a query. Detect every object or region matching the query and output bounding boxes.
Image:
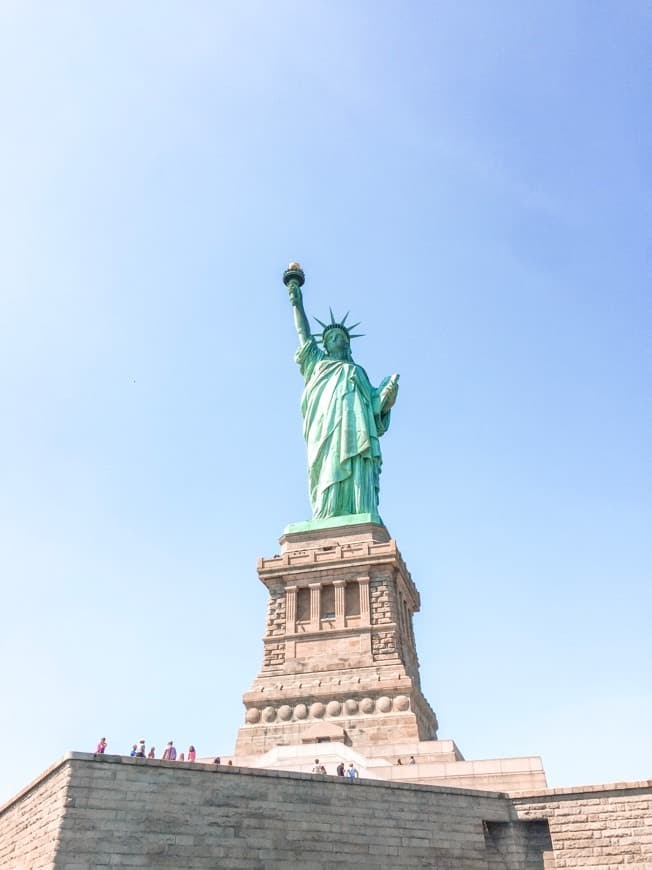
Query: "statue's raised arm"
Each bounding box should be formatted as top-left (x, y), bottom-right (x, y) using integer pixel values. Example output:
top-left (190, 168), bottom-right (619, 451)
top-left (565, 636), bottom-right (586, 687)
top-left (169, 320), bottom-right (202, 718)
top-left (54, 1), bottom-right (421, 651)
top-left (285, 263), bottom-right (311, 344)
top-left (283, 263), bottom-right (399, 526)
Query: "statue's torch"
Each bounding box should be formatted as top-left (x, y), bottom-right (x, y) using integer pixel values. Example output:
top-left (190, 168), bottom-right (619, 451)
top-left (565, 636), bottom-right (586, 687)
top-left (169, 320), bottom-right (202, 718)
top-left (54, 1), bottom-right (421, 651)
top-left (283, 262), bottom-right (305, 290)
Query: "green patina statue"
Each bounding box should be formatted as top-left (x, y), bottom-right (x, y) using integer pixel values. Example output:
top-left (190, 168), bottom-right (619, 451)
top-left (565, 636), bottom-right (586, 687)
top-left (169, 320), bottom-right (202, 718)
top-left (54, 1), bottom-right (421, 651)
top-left (284, 263), bottom-right (399, 524)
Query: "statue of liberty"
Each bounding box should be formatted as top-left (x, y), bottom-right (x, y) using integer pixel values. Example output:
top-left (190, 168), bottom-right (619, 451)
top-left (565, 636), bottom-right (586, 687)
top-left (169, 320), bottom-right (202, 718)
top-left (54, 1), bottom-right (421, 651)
top-left (284, 263), bottom-right (399, 522)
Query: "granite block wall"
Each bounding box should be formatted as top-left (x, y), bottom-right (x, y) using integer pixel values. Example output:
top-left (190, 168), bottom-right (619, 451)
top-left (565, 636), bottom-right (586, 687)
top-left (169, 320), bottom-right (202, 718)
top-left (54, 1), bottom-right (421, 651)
top-left (512, 781), bottom-right (652, 868)
top-left (2, 755), bottom-right (650, 869)
top-left (0, 760), bottom-right (70, 869)
top-left (1, 754), bottom-right (534, 869)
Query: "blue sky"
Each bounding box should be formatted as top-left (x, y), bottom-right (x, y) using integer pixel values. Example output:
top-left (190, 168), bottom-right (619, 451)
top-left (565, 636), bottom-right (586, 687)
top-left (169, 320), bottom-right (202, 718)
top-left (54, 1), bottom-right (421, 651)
top-left (1, 1), bottom-right (650, 804)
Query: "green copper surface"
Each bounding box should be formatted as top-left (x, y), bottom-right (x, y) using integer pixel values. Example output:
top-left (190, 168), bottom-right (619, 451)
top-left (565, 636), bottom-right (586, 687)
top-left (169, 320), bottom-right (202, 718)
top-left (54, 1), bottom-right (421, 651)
top-left (284, 513), bottom-right (383, 535)
top-left (285, 264), bottom-right (399, 523)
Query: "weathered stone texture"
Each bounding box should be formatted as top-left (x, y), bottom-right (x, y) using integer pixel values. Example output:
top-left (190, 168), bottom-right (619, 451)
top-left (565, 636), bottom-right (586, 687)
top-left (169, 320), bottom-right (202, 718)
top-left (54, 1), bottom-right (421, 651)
top-left (0, 760), bottom-right (70, 869)
top-left (369, 577), bottom-right (392, 625)
top-left (1, 754), bottom-right (542, 869)
top-left (511, 781), bottom-right (652, 867)
top-left (262, 640), bottom-right (285, 668)
top-left (371, 628), bottom-right (399, 660)
top-left (3, 756), bottom-right (650, 868)
top-left (264, 583), bottom-right (286, 638)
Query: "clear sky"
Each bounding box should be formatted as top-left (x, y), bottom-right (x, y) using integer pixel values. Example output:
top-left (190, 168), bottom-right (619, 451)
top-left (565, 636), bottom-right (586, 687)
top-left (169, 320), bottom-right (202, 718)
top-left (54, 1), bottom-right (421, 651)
top-left (1, 1), bottom-right (650, 805)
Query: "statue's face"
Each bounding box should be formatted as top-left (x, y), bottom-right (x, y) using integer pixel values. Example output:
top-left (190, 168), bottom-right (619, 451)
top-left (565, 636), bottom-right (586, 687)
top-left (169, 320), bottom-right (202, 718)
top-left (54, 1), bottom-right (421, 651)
top-left (324, 329), bottom-right (350, 359)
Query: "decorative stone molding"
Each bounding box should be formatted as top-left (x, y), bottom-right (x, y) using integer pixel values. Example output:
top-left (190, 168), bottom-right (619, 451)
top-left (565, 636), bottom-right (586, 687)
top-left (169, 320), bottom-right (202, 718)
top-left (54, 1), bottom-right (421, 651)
top-left (309, 583), bottom-right (321, 632)
top-left (358, 575), bottom-right (370, 625)
top-left (285, 586), bottom-right (297, 634)
top-left (243, 693), bottom-right (415, 725)
top-left (333, 579), bottom-right (346, 629)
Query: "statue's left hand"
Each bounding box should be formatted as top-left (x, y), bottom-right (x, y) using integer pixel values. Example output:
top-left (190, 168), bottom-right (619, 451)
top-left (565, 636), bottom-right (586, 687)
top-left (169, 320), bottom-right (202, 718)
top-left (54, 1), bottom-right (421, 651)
top-left (380, 374), bottom-right (399, 411)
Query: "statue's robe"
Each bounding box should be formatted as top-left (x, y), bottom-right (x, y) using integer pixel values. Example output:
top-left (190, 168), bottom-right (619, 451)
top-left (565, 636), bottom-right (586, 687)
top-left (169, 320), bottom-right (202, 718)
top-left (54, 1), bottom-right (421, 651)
top-left (296, 338), bottom-right (392, 519)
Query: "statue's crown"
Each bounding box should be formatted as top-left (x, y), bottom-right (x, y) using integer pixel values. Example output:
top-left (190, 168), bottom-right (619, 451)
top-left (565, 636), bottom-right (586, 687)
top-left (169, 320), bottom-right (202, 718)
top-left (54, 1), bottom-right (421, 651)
top-left (313, 309), bottom-right (364, 345)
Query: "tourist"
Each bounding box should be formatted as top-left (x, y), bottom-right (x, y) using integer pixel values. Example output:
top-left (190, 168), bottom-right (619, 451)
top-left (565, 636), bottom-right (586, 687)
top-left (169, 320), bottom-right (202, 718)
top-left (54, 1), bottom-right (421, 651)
top-left (95, 737), bottom-right (107, 754)
top-left (162, 741), bottom-right (177, 761)
top-left (188, 745), bottom-right (196, 762)
top-left (135, 740), bottom-right (146, 758)
top-left (129, 744), bottom-right (137, 757)
top-left (179, 752), bottom-right (185, 762)
top-left (147, 746), bottom-right (155, 759)
top-left (227, 760), bottom-right (232, 766)
top-left (336, 761), bottom-right (345, 776)
top-left (409, 756), bottom-right (416, 765)
top-left (312, 758), bottom-right (326, 774)
top-left (346, 763), bottom-right (359, 779)
top-left (213, 756), bottom-right (221, 765)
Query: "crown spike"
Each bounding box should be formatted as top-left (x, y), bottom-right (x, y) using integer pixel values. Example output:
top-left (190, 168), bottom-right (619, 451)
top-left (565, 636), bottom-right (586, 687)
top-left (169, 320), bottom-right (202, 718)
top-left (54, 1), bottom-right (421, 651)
top-left (315, 309), bottom-right (364, 345)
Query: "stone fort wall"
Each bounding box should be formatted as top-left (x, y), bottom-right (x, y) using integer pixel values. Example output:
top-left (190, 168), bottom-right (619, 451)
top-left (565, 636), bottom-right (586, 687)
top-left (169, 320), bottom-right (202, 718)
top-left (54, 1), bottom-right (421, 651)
top-left (511, 780), bottom-right (652, 868)
top-left (0, 759), bottom-right (70, 869)
top-left (1, 754), bottom-right (651, 868)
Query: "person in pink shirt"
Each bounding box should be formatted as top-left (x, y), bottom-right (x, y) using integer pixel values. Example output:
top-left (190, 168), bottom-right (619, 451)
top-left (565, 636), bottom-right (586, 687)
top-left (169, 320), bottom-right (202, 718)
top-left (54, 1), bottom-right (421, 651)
top-left (95, 737), bottom-right (107, 754)
top-left (188, 745), bottom-right (196, 762)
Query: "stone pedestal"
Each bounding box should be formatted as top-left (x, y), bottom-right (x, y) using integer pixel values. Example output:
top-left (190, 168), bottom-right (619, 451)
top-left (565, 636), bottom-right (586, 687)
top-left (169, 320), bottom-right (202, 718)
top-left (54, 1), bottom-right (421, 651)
top-left (235, 520), bottom-right (438, 755)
